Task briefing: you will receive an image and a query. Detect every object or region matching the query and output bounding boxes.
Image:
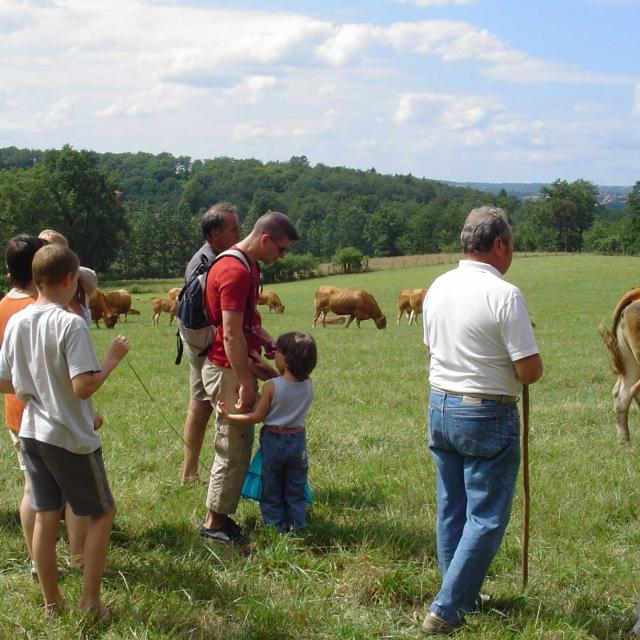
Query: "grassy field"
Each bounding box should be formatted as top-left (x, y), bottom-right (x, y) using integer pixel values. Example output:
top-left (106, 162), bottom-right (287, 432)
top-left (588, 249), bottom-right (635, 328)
top-left (1, 254), bottom-right (640, 639)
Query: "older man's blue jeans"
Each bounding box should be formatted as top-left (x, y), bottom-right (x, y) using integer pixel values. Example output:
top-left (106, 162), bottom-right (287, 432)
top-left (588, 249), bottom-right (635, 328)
top-left (427, 389), bottom-right (520, 626)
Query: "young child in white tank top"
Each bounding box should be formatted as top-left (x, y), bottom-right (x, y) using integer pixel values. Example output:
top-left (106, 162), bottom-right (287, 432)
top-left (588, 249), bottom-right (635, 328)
top-left (217, 331), bottom-right (317, 531)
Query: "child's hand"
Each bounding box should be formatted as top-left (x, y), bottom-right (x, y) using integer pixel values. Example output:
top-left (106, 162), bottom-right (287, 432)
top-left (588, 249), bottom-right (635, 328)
top-left (215, 400), bottom-right (228, 417)
top-left (106, 335), bottom-right (130, 362)
top-left (93, 411), bottom-right (104, 431)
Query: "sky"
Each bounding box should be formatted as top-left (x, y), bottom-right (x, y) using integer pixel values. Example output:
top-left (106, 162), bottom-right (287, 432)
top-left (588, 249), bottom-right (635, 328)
top-left (1, 0), bottom-right (639, 185)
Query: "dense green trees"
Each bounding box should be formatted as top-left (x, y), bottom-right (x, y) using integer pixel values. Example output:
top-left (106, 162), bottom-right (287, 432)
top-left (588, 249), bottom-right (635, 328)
top-left (0, 146), bottom-right (638, 279)
top-left (0, 146), bottom-right (126, 271)
top-left (515, 179), bottom-right (600, 252)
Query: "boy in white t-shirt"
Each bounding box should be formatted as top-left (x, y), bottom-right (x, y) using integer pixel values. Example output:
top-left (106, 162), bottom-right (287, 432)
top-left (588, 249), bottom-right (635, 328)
top-left (0, 244), bottom-right (129, 618)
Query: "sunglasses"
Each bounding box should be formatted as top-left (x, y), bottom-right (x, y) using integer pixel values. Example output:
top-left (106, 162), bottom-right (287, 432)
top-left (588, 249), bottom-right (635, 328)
top-left (267, 234), bottom-right (288, 256)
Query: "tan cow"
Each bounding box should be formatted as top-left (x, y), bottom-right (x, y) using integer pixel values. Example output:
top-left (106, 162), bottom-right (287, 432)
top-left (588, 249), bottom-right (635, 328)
top-left (88, 289), bottom-right (119, 329)
top-left (151, 298), bottom-right (177, 326)
top-left (313, 285), bottom-right (386, 329)
top-left (168, 287), bottom-right (181, 302)
top-left (104, 289), bottom-right (138, 323)
top-left (600, 287), bottom-right (640, 442)
top-left (397, 288), bottom-right (426, 325)
top-left (258, 290), bottom-right (285, 313)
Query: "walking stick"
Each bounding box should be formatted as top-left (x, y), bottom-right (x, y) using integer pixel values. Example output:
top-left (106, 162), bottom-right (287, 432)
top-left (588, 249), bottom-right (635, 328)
top-left (521, 384), bottom-right (530, 588)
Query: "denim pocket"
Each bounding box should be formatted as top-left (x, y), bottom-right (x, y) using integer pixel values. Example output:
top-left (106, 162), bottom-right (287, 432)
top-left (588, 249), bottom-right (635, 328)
top-left (451, 408), bottom-right (504, 458)
top-left (427, 403), bottom-right (443, 448)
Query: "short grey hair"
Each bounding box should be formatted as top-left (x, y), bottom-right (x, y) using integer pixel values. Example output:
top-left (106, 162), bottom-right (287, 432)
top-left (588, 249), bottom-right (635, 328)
top-left (201, 202), bottom-right (236, 239)
top-left (460, 206), bottom-right (511, 254)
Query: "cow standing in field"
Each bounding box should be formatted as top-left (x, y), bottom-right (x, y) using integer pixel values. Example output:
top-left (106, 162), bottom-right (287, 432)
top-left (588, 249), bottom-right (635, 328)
top-left (88, 288), bottom-right (119, 329)
top-left (599, 288), bottom-right (640, 442)
top-left (258, 290), bottom-right (285, 313)
top-left (104, 289), bottom-right (139, 323)
top-left (397, 288), bottom-right (427, 325)
top-left (151, 298), bottom-right (177, 325)
top-left (313, 285), bottom-right (386, 329)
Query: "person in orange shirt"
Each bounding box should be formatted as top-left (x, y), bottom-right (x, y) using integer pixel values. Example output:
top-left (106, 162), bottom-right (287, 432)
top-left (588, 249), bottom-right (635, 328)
top-left (0, 235), bottom-right (88, 578)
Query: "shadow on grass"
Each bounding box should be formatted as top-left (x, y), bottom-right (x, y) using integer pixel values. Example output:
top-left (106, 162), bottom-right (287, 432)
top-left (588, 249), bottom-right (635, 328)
top-left (303, 484), bottom-right (436, 559)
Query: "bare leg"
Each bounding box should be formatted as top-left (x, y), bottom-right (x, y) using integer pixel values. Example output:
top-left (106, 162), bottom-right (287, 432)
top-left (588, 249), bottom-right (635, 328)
top-left (33, 509), bottom-right (64, 613)
top-left (79, 506), bottom-right (115, 615)
top-left (181, 399), bottom-right (213, 484)
top-left (20, 473), bottom-right (36, 568)
top-left (65, 505), bottom-right (89, 570)
top-left (203, 509), bottom-right (228, 530)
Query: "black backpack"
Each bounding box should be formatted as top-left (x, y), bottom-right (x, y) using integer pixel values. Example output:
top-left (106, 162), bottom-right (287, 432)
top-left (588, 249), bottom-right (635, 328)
top-left (175, 249), bottom-right (250, 365)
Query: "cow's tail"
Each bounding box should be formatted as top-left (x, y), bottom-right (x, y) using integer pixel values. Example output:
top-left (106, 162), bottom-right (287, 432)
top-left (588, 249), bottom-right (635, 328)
top-left (599, 321), bottom-right (625, 375)
top-left (600, 288), bottom-right (640, 376)
top-left (611, 288), bottom-right (640, 329)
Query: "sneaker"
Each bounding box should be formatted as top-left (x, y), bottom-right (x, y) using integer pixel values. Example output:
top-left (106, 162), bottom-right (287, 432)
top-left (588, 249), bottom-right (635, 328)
top-left (224, 516), bottom-right (242, 536)
top-left (421, 612), bottom-right (457, 635)
top-left (199, 522), bottom-right (244, 544)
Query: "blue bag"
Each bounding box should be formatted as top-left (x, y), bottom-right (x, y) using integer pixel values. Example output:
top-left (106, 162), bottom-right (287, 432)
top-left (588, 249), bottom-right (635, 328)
top-left (241, 446), bottom-right (313, 503)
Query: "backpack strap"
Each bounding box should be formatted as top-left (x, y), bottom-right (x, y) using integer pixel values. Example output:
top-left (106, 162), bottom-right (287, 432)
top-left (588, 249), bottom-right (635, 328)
top-left (207, 249), bottom-right (255, 332)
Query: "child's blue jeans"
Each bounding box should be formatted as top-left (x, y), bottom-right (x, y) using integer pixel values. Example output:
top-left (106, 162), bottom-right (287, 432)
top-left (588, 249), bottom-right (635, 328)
top-left (259, 429), bottom-right (308, 530)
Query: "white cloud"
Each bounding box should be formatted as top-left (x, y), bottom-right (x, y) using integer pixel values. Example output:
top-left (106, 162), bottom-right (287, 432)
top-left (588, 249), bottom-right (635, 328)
top-left (315, 24), bottom-right (381, 66)
top-left (97, 84), bottom-right (203, 117)
top-left (393, 92), bottom-right (503, 130)
top-left (40, 97), bottom-right (73, 125)
top-left (1, 0), bottom-right (638, 183)
top-left (232, 121), bottom-right (314, 142)
top-left (226, 76), bottom-right (278, 104)
top-left (384, 21), bottom-right (627, 84)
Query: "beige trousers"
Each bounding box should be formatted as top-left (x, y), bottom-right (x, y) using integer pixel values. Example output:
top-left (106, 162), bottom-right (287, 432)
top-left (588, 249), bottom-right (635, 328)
top-left (202, 361), bottom-right (255, 514)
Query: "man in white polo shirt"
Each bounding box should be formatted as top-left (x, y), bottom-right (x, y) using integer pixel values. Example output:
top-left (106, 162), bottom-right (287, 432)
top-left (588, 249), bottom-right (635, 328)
top-left (420, 206), bottom-right (543, 635)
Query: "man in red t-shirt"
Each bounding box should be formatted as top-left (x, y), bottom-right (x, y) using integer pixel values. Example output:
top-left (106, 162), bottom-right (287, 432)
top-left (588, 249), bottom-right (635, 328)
top-left (200, 211), bottom-right (299, 544)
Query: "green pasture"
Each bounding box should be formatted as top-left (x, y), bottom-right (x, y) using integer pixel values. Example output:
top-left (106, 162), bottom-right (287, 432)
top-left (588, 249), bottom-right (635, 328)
top-left (2, 254), bottom-right (640, 638)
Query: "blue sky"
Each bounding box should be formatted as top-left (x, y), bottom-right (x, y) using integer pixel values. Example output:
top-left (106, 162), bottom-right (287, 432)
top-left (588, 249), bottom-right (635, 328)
top-left (1, 0), bottom-right (639, 184)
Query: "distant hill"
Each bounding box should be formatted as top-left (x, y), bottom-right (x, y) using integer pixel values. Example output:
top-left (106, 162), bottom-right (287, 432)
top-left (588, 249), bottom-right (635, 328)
top-left (446, 181), bottom-right (632, 210)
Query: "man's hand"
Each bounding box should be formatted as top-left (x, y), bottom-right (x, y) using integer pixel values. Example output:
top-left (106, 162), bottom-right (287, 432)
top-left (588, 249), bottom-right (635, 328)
top-left (236, 382), bottom-right (256, 412)
top-left (249, 351), bottom-right (278, 380)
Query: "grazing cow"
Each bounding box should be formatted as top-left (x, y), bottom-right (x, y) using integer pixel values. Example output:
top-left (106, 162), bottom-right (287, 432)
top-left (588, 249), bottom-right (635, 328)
top-left (151, 297), bottom-right (177, 326)
top-left (104, 289), bottom-right (137, 323)
top-left (168, 287), bottom-right (181, 302)
top-left (258, 290), bottom-right (285, 313)
top-left (88, 288), bottom-right (119, 329)
top-left (599, 288), bottom-right (640, 442)
top-left (396, 288), bottom-right (427, 325)
top-left (313, 314), bottom-right (347, 327)
top-left (313, 285), bottom-right (386, 329)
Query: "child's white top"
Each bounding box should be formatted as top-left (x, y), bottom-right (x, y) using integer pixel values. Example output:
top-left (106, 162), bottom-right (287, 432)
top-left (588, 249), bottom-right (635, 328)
top-left (263, 377), bottom-right (313, 428)
top-left (0, 303), bottom-right (101, 454)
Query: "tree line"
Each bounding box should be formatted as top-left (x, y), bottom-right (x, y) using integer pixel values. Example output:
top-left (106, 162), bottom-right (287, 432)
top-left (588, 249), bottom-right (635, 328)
top-left (0, 145), bottom-right (638, 281)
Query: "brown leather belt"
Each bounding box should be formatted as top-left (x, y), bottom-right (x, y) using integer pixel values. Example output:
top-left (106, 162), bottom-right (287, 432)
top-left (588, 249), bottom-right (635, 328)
top-left (264, 425), bottom-right (305, 435)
